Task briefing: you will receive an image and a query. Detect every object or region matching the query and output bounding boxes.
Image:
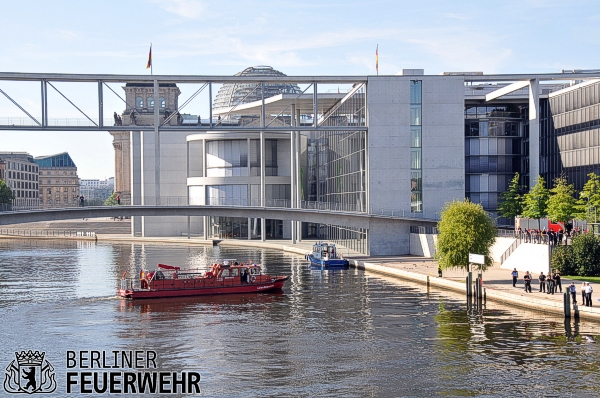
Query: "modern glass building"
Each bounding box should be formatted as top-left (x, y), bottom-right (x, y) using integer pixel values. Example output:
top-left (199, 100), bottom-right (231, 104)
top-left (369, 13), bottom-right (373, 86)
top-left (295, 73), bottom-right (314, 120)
top-left (120, 69), bottom-right (600, 255)
top-left (541, 79), bottom-right (600, 191)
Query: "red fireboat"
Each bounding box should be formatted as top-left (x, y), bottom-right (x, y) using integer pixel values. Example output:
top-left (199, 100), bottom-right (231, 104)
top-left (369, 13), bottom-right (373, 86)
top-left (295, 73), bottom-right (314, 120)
top-left (118, 261), bottom-right (289, 299)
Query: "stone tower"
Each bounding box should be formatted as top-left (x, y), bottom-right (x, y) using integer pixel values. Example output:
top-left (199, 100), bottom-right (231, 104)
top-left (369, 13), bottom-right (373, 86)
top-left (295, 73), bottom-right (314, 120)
top-left (110, 83), bottom-right (181, 204)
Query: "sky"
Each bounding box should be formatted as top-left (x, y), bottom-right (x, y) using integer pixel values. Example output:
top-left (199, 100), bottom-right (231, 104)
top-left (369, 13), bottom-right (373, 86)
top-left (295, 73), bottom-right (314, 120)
top-left (1, 0), bottom-right (599, 179)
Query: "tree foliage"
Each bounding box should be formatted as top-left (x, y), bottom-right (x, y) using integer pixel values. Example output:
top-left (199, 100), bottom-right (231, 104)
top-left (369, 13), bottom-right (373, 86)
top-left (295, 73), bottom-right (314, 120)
top-left (551, 245), bottom-right (576, 276)
top-left (546, 176), bottom-right (576, 224)
top-left (576, 172), bottom-right (600, 222)
top-left (551, 233), bottom-right (600, 276)
top-left (435, 200), bottom-right (497, 271)
top-left (0, 179), bottom-right (14, 204)
top-left (104, 192), bottom-right (117, 206)
top-left (522, 176), bottom-right (550, 228)
top-left (497, 172), bottom-right (523, 219)
top-left (571, 233), bottom-right (600, 276)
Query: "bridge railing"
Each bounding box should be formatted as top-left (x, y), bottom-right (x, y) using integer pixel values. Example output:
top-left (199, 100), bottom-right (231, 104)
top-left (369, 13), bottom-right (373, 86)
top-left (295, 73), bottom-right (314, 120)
top-left (0, 229), bottom-right (96, 237)
top-left (0, 196), bottom-right (438, 220)
top-left (0, 117), bottom-right (114, 127)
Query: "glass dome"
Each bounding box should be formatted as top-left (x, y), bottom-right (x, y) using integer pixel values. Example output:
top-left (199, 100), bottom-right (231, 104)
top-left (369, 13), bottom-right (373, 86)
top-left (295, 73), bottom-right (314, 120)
top-left (213, 66), bottom-right (302, 111)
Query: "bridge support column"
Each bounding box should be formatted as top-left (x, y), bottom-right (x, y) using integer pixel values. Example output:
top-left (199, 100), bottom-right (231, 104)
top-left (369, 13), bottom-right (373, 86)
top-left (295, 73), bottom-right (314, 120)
top-left (290, 105), bottom-right (296, 245)
top-left (296, 108), bottom-right (302, 242)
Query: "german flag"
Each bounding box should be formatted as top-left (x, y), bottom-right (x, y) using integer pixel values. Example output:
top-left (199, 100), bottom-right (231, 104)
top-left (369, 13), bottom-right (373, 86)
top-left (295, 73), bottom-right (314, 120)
top-left (146, 44), bottom-right (152, 69)
top-left (376, 44), bottom-right (378, 75)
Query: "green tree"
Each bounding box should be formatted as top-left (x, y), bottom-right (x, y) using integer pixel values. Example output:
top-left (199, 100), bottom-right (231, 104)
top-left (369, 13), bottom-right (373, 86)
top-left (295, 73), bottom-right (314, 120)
top-left (435, 199), bottom-right (497, 271)
top-left (522, 176), bottom-right (550, 230)
top-left (0, 179), bottom-right (14, 204)
top-left (570, 233), bottom-right (600, 276)
top-left (576, 172), bottom-right (600, 222)
top-left (104, 192), bottom-right (117, 206)
top-left (497, 172), bottom-right (523, 220)
top-left (546, 176), bottom-right (576, 224)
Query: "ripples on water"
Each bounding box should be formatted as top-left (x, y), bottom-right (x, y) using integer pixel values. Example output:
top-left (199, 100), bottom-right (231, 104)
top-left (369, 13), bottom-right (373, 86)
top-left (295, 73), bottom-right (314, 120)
top-left (0, 239), bottom-right (599, 397)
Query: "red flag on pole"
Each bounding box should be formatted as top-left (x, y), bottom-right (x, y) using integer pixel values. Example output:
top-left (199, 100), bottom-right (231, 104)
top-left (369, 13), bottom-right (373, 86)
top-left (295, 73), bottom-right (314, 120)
top-left (376, 44), bottom-right (379, 76)
top-left (146, 44), bottom-right (152, 70)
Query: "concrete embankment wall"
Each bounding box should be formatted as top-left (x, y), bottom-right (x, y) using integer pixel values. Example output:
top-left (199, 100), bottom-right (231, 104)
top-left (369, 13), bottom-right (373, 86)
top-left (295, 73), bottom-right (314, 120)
top-left (349, 258), bottom-right (600, 321)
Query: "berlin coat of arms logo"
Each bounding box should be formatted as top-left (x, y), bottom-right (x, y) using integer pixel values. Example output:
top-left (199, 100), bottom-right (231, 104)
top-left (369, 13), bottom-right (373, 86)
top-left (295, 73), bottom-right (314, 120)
top-left (4, 350), bottom-right (57, 394)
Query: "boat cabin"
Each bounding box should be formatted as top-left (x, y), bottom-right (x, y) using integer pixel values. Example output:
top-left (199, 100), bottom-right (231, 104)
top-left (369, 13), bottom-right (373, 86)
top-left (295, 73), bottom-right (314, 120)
top-left (137, 261), bottom-right (266, 290)
top-left (311, 242), bottom-right (341, 261)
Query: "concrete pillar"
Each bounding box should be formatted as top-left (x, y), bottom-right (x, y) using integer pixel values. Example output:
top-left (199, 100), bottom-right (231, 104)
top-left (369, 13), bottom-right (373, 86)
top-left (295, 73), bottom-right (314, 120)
top-left (153, 79), bottom-right (160, 205)
top-left (260, 130), bottom-right (266, 241)
top-left (529, 78), bottom-right (540, 189)
top-left (296, 108), bottom-right (302, 242)
top-left (290, 104), bottom-right (296, 244)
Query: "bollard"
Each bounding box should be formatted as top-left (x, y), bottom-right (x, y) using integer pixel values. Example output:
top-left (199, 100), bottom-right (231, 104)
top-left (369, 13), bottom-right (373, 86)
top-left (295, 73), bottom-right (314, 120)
top-left (427, 275), bottom-right (430, 288)
top-left (483, 288), bottom-right (486, 302)
top-left (467, 272), bottom-right (473, 297)
top-left (564, 292), bottom-right (571, 318)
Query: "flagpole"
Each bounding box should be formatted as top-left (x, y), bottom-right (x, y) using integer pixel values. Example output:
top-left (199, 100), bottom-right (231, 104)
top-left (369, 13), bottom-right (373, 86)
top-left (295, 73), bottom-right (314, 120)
top-left (150, 43), bottom-right (153, 75)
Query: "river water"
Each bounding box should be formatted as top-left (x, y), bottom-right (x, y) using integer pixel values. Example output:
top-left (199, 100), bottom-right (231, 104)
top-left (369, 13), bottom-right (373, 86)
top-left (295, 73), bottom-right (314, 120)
top-left (0, 239), bottom-right (599, 397)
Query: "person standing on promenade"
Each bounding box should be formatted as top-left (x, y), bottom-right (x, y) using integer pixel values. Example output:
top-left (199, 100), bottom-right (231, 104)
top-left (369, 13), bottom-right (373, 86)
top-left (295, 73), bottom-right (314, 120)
top-left (582, 282), bottom-right (587, 304)
top-left (117, 194), bottom-right (121, 205)
top-left (511, 268), bottom-right (519, 287)
top-left (538, 272), bottom-right (546, 292)
top-left (547, 273), bottom-right (555, 295)
top-left (585, 283), bottom-right (593, 307)
top-left (569, 282), bottom-right (577, 304)
top-left (524, 272), bottom-right (532, 293)
top-left (553, 270), bottom-right (562, 293)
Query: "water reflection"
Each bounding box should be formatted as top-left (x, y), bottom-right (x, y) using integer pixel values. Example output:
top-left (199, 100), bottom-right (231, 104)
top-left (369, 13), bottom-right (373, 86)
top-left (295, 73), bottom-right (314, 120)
top-left (1, 239), bottom-right (600, 396)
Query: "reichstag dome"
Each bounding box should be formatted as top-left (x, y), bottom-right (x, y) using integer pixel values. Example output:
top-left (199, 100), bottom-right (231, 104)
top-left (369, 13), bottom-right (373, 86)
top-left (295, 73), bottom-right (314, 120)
top-left (212, 66), bottom-right (302, 110)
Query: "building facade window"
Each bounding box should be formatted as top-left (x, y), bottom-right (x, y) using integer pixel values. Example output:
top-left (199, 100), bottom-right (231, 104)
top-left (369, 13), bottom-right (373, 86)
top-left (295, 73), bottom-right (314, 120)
top-left (148, 97), bottom-right (154, 108)
top-left (410, 80), bottom-right (422, 213)
top-left (136, 97), bottom-right (143, 108)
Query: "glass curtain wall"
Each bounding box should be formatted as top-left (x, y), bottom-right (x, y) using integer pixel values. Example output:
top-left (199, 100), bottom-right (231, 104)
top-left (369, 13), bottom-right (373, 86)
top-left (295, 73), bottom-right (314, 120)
top-left (410, 80), bottom-right (422, 212)
top-left (542, 81), bottom-right (600, 191)
top-left (303, 87), bottom-right (368, 253)
top-left (464, 104), bottom-right (525, 226)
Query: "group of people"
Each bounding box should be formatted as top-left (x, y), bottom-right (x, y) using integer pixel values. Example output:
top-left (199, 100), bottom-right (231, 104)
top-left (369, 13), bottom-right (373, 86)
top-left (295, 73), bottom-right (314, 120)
top-left (517, 228), bottom-right (567, 245)
top-left (513, 268), bottom-right (594, 306)
top-left (113, 112), bottom-right (123, 126)
top-left (578, 282), bottom-right (594, 307)
top-left (536, 270), bottom-right (562, 294)
top-left (516, 226), bottom-right (586, 245)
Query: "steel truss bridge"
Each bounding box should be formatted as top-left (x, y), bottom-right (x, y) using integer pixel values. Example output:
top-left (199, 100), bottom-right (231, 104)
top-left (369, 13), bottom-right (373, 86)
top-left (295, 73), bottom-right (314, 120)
top-left (0, 72), bottom-right (369, 132)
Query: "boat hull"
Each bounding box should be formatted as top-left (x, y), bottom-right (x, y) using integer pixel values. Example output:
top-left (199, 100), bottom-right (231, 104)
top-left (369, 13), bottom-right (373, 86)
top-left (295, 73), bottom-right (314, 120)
top-left (119, 277), bottom-right (288, 299)
top-left (307, 255), bottom-right (349, 269)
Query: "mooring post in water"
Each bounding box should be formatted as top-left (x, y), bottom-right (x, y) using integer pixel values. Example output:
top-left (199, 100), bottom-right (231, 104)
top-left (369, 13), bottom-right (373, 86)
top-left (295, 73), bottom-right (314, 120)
top-left (467, 272), bottom-right (473, 297)
top-left (564, 292), bottom-right (571, 318)
top-left (427, 275), bottom-right (430, 287)
top-left (483, 288), bottom-right (486, 302)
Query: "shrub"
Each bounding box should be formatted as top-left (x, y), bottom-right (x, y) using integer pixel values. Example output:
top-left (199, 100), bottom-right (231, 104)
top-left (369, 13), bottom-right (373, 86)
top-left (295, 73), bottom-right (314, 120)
top-left (571, 233), bottom-right (600, 276)
top-left (551, 245), bottom-right (575, 275)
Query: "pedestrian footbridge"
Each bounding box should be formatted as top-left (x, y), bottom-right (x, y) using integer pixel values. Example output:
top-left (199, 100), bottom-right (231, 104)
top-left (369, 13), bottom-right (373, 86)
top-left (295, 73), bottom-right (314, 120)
top-left (0, 203), bottom-right (438, 228)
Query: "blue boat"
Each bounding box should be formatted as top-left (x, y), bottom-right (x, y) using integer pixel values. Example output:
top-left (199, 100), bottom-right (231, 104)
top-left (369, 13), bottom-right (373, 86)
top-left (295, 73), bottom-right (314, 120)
top-left (306, 242), bottom-right (349, 269)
